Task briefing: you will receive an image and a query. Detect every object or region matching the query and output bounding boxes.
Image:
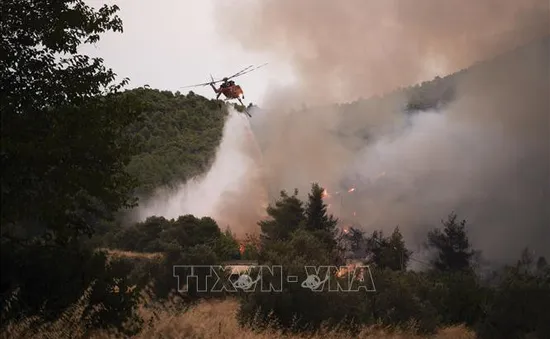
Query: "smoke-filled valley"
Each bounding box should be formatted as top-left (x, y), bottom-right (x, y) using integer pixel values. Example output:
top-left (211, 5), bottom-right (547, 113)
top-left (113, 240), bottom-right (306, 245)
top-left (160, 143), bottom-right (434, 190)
top-left (200, 0), bottom-right (550, 264)
top-left (138, 38), bottom-right (549, 265)
top-left (248, 36), bottom-right (550, 263)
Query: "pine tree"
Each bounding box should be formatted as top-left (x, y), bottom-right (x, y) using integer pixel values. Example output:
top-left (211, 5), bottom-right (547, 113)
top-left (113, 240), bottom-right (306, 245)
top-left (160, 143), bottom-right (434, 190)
top-left (426, 212), bottom-right (476, 272)
top-left (258, 189), bottom-right (305, 245)
top-left (366, 227), bottom-right (411, 270)
top-left (344, 227), bottom-right (367, 258)
top-left (304, 183), bottom-right (339, 252)
top-left (366, 230), bottom-right (386, 266)
top-left (304, 183), bottom-right (338, 231)
top-left (384, 227), bottom-right (412, 271)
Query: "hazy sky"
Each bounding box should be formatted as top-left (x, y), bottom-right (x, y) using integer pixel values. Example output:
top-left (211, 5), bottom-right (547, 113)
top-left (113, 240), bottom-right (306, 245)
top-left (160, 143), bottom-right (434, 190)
top-left (81, 0), bottom-right (295, 105)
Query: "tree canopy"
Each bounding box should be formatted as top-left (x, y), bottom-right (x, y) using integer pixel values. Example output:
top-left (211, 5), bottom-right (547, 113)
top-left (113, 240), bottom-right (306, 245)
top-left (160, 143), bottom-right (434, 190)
top-left (1, 0), bottom-right (143, 331)
top-left (1, 0), bottom-right (139, 242)
top-left (122, 89), bottom-right (227, 196)
top-left (426, 212), bottom-right (477, 272)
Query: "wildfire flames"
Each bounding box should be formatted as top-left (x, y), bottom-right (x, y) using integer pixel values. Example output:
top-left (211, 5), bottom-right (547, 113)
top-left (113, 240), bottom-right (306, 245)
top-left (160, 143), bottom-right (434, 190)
top-left (336, 213), bottom-right (367, 281)
top-left (322, 186), bottom-right (357, 198)
top-left (336, 262), bottom-right (365, 281)
top-left (239, 243), bottom-right (245, 255)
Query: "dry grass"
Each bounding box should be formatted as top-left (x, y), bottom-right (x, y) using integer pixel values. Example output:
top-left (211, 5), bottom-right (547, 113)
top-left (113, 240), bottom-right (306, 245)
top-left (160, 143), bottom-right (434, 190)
top-left (1, 277), bottom-right (475, 339)
top-left (99, 248), bottom-right (164, 261)
top-left (123, 298), bottom-right (475, 339)
top-left (152, 299), bottom-right (475, 339)
top-left (1, 283), bottom-right (100, 339)
top-left (2, 293), bottom-right (475, 339)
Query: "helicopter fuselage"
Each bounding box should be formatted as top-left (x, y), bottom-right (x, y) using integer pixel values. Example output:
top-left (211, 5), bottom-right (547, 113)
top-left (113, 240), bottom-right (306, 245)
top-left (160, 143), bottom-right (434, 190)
top-left (212, 83), bottom-right (244, 100)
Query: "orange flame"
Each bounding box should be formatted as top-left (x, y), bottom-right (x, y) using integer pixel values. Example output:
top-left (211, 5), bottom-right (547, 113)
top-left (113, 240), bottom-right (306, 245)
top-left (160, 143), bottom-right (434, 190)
top-left (322, 189), bottom-right (329, 198)
top-left (348, 187), bottom-right (355, 193)
top-left (239, 243), bottom-right (245, 255)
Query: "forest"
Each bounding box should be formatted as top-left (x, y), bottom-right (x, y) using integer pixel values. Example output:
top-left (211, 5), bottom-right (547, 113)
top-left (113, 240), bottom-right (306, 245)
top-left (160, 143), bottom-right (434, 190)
top-left (123, 88), bottom-right (227, 196)
top-left (1, 1), bottom-right (549, 338)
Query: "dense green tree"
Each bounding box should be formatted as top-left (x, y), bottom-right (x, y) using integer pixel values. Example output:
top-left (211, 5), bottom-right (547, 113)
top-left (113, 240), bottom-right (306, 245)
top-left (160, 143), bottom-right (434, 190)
top-left (425, 270), bottom-right (487, 327)
top-left (370, 269), bottom-right (440, 333)
top-left (304, 183), bottom-right (339, 254)
top-left (477, 250), bottom-right (550, 339)
top-left (426, 212), bottom-right (477, 272)
top-left (258, 189), bottom-right (305, 245)
top-left (304, 183), bottom-right (337, 232)
top-left (384, 227), bottom-right (412, 271)
top-left (366, 230), bottom-right (385, 264)
top-left (112, 216), bottom-right (171, 252)
top-left (215, 228), bottom-right (241, 260)
top-left (110, 215), bottom-right (241, 300)
top-left (240, 233), bottom-right (261, 260)
top-left (123, 88), bottom-right (227, 195)
top-left (256, 184), bottom-right (341, 265)
top-left (0, 0), bottom-right (146, 332)
top-left (240, 227), bottom-right (363, 333)
top-left (345, 227), bottom-right (366, 255)
top-left (162, 215), bottom-right (220, 249)
top-left (109, 214), bottom-right (229, 256)
top-left (240, 184), bottom-right (369, 333)
top-left (365, 227), bottom-right (412, 271)
top-left (1, 0), bottom-right (139, 242)
top-left (261, 228), bottom-right (334, 266)
top-left (1, 0), bottom-right (124, 112)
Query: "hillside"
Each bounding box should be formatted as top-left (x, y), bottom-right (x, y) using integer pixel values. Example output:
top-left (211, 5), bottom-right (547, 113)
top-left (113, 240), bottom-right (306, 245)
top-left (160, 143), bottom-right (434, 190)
top-left (122, 55), bottom-right (458, 200)
top-left (251, 34), bottom-right (549, 153)
top-left (122, 36), bottom-right (547, 202)
top-left (123, 37), bottom-right (549, 258)
top-left (123, 88), bottom-right (228, 196)
top-left (240, 34), bottom-right (549, 264)
top-left (125, 56), bottom-right (459, 200)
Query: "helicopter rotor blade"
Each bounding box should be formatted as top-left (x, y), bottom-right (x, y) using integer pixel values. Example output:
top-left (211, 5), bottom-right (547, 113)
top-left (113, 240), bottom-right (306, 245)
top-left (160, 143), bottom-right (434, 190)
top-left (180, 63), bottom-right (268, 89)
top-left (179, 81), bottom-right (212, 89)
top-left (224, 65), bottom-right (254, 79)
top-left (180, 77), bottom-right (225, 89)
top-left (227, 63), bottom-right (268, 80)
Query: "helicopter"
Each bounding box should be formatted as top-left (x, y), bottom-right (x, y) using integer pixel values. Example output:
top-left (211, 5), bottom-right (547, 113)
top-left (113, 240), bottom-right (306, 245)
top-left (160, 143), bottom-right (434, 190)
top-left (180, 63), bottom-right (267, 117)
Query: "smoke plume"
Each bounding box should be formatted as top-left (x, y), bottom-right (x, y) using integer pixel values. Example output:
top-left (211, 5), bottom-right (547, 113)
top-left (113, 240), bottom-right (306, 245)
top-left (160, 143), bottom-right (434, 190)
top-left (135, 108), bottom-right (267, 236)
top-left (210, 1), bottom-right (549, 263)
top-left (216, 0), bottom-right (548, 104)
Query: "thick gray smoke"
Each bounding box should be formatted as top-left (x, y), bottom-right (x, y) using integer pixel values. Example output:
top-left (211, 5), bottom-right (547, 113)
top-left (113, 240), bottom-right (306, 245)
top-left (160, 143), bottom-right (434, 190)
top-left (216, 0), bottom-right (548, 104)
top-left (211, 1), bottom-right (550, 263)
top-left (135, 108), bottom-right (267, 237)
